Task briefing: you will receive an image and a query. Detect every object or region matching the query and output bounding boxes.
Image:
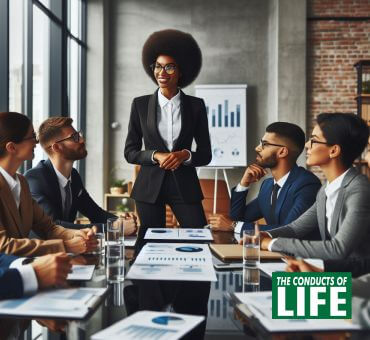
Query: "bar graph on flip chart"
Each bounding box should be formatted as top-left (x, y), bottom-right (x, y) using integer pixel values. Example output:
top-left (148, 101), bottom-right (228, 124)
top-left (195, 85), bottom-right (247, 166)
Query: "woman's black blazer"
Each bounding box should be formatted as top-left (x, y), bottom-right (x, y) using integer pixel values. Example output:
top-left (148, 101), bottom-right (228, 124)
top-left (124, 89), bottom-right (212, 204)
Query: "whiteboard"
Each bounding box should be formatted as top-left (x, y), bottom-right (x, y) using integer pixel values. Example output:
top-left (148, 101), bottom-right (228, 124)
top-left (195, 84), bottom-right (247, 167)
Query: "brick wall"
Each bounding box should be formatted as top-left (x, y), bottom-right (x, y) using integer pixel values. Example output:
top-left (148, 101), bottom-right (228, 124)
top-left (307, 0), bottom-right (370, 180)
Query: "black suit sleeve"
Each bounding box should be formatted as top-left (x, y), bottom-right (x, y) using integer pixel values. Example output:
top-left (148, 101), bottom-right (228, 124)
top-left (187, 99), bottom-right (212, 167)
top-left (124, 99), bottom-right (156, 165)
top-left (324, 257), bottom-right (370, 278)
top-left (76, 188), bottom-right (116, 223)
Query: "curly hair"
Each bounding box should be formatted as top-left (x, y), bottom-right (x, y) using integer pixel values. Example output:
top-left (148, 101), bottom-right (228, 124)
top-left (142, 29), bottom-right (202, 88)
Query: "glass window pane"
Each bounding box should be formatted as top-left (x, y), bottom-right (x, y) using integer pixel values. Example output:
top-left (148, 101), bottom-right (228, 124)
top-left (9, 0), bottom-right (24, 112)
top-left (38, 0), bottom-right (62, 20)
top-left (33, 6), bottom-right (50, 165)
top-left (69, 0), bottom-right (81, 38)
top-left (68, 39), bottom-right (80, 128)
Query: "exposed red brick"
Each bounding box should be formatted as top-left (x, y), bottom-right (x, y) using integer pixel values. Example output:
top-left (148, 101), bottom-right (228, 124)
top-left (307, 0), bottom-right (370, 179)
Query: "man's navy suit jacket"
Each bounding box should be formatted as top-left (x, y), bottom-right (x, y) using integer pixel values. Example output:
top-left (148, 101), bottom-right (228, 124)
top-left (230, 165), bottom-right (322, 234)
top-left (0, 253), bottom-right (23, 299)
top-left (25, 159), bottom-right (115, 229)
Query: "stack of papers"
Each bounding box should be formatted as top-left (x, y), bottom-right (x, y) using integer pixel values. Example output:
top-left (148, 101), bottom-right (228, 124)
top-left (91, 311), bottom-right (204, 340)
top-left (0, 287), bottom-right (107, 319)
top-left (145, 228), bottom-right (213, 241)
top-left (126, 243), bottom-right (217, 282)
top-left (259, 259), bottom-right (324, 277)
top-left (234, 292), bottom-right (361, 332)
top-left (67, 265), bottom-right (95, 280)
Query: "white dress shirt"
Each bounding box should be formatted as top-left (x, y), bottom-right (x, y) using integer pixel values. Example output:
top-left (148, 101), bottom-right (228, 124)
top-left (0, 167), bottom-right (38, 294)
top-left (0, 166), bottom-right (21, 209)
top-left (324, 169), bottom-right (350, 235)
top-left (151, 90), bottom-right (191, 164)
top-left (52, 163), bottom-right (72, 212)
top-left (9, 258), bottom-right (38, 295)
top-left (267, 169), bottom-right (351, 253)
top-left (157, 90), bottom-right (182, 151)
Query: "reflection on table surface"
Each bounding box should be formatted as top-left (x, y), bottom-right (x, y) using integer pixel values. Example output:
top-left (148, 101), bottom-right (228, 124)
top-left (207, 267), bottom-right (272, 335)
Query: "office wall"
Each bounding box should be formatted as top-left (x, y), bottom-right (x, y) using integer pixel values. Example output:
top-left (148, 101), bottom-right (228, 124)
top-left (86, 0), bottom-right (307, 203)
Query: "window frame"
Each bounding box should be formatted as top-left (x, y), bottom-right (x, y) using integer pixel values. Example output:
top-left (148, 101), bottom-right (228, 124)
top-left (0, 0), bottom-right (87, 178)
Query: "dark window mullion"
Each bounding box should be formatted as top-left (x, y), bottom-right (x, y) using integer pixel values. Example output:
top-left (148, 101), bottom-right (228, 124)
top-left (0, 0), bottom-right (9, 112)
top-left (78, 0), bottom-right (87, 182)
top-left (23, 0), bottom-right (33, 172)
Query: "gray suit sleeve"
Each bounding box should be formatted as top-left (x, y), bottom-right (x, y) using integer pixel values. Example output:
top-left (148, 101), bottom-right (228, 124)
top-left (271, 185), bottom-right (370, 260)
top-left (268, 201), bottom-right (319, 239)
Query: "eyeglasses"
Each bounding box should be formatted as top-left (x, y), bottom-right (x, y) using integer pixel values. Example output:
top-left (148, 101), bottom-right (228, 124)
top-left (150, 63), bottom-right (177, 75)
top-left (259, 139), bottom-right (286, 150)
top-left (308, 138), bottom-right (332, 149)
top-left (47, 131), bottom-right (83, 148)
top-left (22, 132), bottom-right (39, 143)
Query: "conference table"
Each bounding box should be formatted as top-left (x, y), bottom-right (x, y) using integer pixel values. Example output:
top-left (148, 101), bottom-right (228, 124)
top-left (9, 229), bottom-right (365, 339)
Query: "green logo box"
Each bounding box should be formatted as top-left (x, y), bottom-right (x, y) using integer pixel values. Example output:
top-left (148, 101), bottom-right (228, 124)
top-left (272, 272), bottom-right (352, 319)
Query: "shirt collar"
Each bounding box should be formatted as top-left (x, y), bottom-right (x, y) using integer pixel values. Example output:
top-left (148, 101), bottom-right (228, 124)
top-left (52, 162), bottom-right (71, 188)
top-left (157, 89), bottom-right (181, 109)
top-left (325, 168), bottom-right (350, 197)
top-left (274, 171), bottom-right (290, 188)
top-left (0, 166), bottom-right (20, 191)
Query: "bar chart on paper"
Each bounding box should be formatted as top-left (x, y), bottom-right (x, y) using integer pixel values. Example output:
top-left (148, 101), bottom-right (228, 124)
top-left (195, 84), bottom-right (247, 166)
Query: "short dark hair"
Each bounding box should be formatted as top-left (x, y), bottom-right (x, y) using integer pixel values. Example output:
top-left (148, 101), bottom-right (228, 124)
top-left (142, 29), bottom-right (202, 88)
top-left (266, 122), bottom-right (306, 160)
top-left (38, 117), bottom-right (73, 153)
top-left (317, 112), bottom-right (369, 167)
top-left (0, 112), bottom-right (31, 157)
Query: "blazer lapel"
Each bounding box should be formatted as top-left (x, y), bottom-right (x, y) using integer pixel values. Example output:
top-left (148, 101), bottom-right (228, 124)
top-left (44, 159), bottom-right (64, 218)
top-left (18, 176), bottom-right (32, 237)
top-left (0, 174), bottom-right (23, 236)
top-left (146, 89), bottom-right (170, 152)
top-left (173, 90), bottom-right (191, 151)
top-left (316, 189), bottom-right (327, 241)
top-left (330, 167), bottom-right (358, 237)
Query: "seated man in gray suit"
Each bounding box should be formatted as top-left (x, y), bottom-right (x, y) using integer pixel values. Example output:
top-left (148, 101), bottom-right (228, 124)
top-left (261, 113), bottom-right (370, 260)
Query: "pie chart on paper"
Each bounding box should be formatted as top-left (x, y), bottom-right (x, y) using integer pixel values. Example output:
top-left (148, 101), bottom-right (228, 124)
top-left (152, 315), bottom-right (185, 326)
top-left (175, 246), bottom-right (203, 253)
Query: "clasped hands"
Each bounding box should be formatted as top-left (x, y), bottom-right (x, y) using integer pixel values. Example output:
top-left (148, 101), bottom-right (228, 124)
top-left (153, 150), bottom-right (190, 170)
top-left (64, 227), bottom-right (98, 254)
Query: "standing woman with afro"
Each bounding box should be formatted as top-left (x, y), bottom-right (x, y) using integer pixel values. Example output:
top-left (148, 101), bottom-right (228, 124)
top-left (124, 29), bottom-right (212, 339)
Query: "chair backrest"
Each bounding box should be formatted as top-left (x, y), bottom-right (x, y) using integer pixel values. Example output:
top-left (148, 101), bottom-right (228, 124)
top-left (199, 179), bottom-right (230, 215)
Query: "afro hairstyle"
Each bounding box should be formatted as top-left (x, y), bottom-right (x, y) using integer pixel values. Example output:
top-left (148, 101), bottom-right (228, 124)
top-left (142, 29), bottom-right (202, 88)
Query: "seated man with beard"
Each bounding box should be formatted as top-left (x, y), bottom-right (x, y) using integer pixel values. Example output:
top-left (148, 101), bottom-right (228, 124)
top-left (25, 117), bottom-right (137, 234)
top-left (230, 122), bottom-right (321, 234)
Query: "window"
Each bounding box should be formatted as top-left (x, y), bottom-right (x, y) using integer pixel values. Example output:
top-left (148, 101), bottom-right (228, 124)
top-left (1, 0), bottom-right (87, 173)
top-left (8, 0), bottom-right (24, 113)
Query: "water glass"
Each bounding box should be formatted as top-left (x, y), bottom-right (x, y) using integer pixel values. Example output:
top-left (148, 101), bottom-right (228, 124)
top-left (94, 232), bottom-right (105, 255)
top-left (242, 224), bottom-right (260, 268)
top-left (243, 267), bottom-right (260, 291)
top-left (107, 217), bottom-right (125, 244)
top-left (106, 242), bottom-right (125, 283)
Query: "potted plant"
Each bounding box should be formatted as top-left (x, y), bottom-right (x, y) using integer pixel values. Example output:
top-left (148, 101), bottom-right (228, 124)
top-left (110, 179), bottom-right (126, 195)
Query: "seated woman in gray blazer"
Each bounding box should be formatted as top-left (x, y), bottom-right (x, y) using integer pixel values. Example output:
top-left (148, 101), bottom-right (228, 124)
top-left (260, 112), bottom-right (370, 260)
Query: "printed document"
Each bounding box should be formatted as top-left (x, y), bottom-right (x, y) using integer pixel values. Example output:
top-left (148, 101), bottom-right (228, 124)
top-left (92, 311), bottom-right (204, 340)
top-left (0, 287), bottom-right (107, 319)
top-left (67, 265), bottom-right (95, 280)
top-left (126, 243), bottom-right (217, 281)
top-left (234, 291), bottom-right (361, 332)
top-left (145, 228), bottom-right (213, 241)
